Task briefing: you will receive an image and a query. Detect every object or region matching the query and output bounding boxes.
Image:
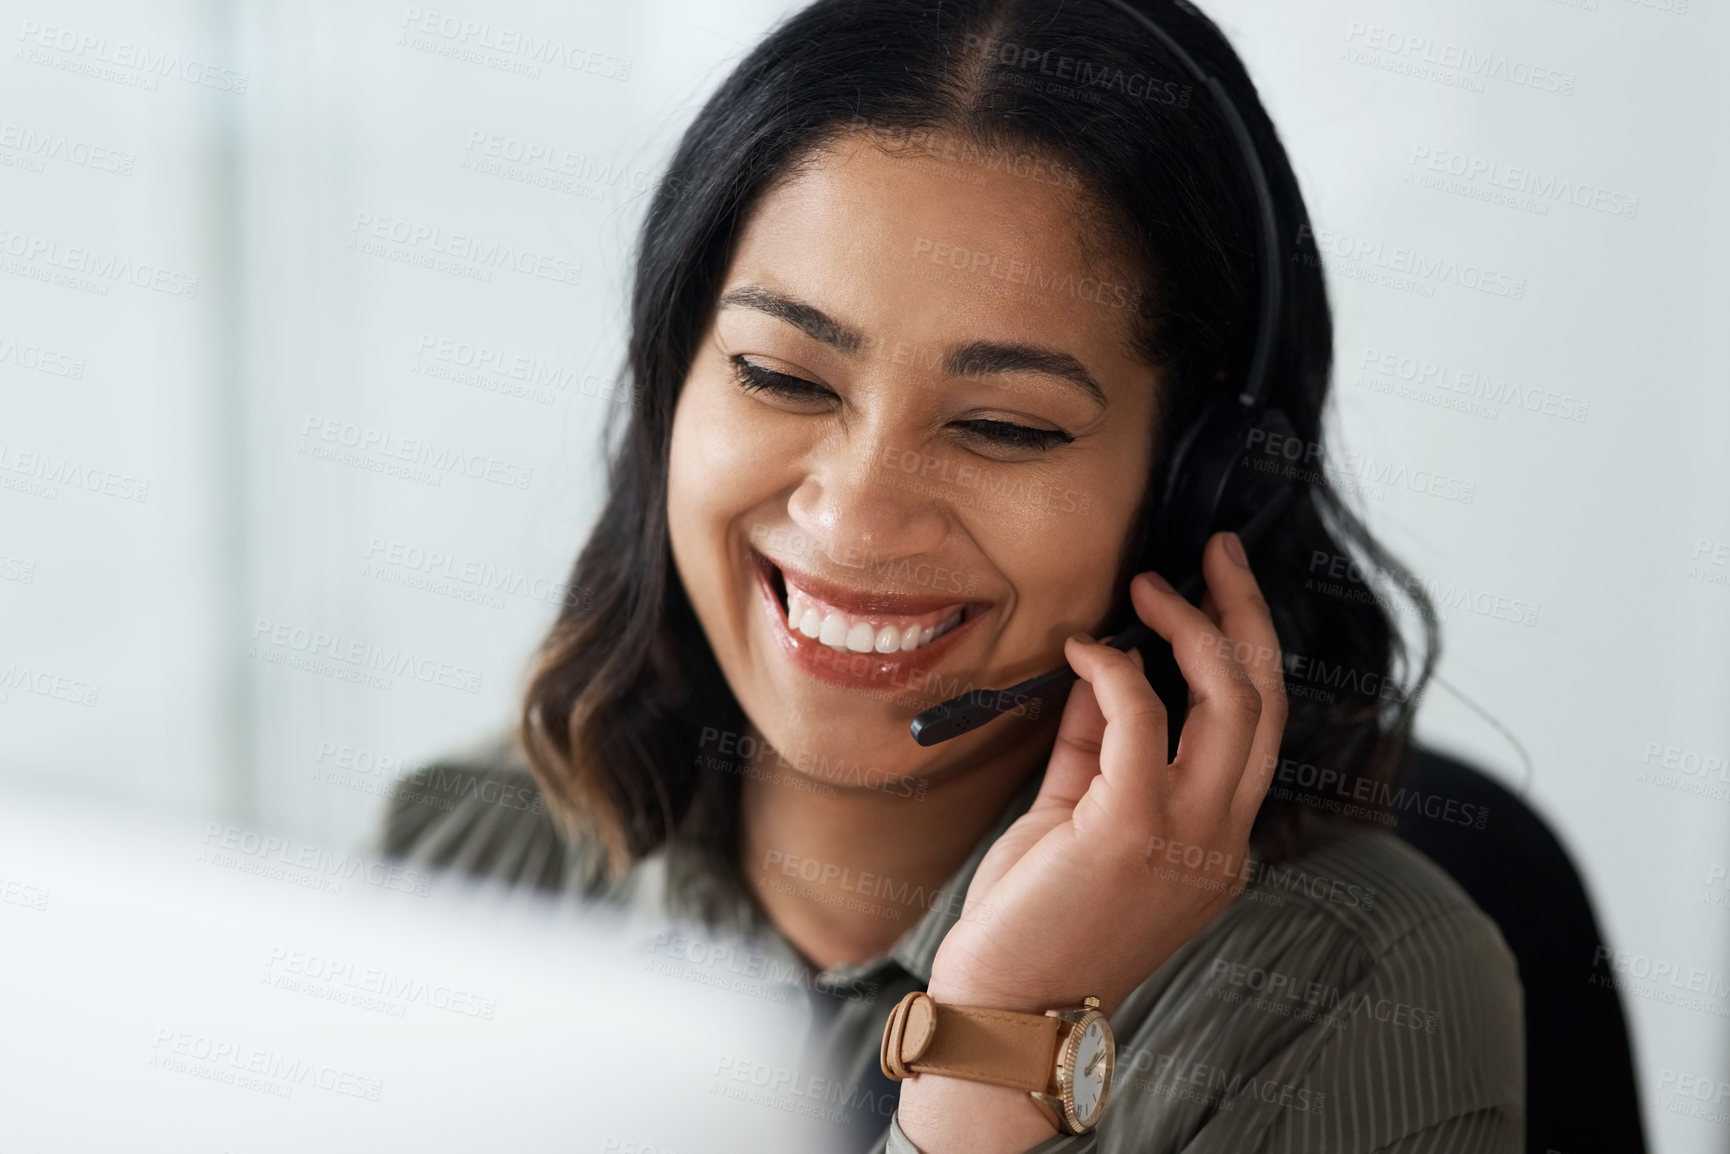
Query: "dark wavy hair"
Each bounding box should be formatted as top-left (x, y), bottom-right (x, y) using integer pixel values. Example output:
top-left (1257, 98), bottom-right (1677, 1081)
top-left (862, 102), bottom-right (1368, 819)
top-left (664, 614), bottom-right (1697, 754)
top-left (520, 0), bottom-right (1438, 899)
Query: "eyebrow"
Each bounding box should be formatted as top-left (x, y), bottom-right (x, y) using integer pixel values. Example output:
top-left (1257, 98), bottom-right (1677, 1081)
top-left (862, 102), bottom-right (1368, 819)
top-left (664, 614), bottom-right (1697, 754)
top-left (717, 284), bottom-right (1109, 408)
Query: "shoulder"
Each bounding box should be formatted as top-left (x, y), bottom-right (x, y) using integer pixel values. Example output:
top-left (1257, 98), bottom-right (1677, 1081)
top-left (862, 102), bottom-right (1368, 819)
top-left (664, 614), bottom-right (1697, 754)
top-left (375, 730), bottom-right (605, 896)
top-left (1247, 824), bottom-right (1511, 963)
top-left (1151, 826), bottom-right (1523, 1006)
top-left (1105, 828), bottom-right (1523, 1149)
top-left (1248, 828), bottom-right (1525, 1067)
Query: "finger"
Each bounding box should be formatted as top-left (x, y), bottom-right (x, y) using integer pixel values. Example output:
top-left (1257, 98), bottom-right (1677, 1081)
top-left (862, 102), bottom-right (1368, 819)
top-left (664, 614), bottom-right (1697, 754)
top-left (1197, 531), bottom-right (1289, 830)
top-left (1062, 633), bottom-right (1169, 824)
top-left (1125, 568), bottom-right (1263, 818)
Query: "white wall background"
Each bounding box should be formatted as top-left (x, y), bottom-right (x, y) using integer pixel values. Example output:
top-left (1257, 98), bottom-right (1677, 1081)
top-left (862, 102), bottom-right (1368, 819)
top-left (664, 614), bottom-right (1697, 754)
top-left (1, 0), bottom-right (1724, 1148)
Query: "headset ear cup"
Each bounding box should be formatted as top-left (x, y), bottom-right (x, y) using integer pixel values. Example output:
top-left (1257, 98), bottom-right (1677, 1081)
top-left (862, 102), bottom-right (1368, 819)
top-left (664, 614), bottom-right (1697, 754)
top-left (1154, 404), bottom-right (1236, 564)
top-left (1156, 405), bottom-right (1300, 567)
top-left (1228, 408), bottom-right (1302, 531)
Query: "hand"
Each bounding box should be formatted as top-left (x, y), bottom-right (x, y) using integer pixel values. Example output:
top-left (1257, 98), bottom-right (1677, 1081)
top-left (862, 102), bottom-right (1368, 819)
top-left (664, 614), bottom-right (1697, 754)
top-left (924, 530), bottom-right (1288, 1017)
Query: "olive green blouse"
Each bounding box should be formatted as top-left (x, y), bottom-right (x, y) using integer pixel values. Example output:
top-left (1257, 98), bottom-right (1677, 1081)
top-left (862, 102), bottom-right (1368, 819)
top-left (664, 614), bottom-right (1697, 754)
top-left (372, 734), bottom-right (1523, 1153)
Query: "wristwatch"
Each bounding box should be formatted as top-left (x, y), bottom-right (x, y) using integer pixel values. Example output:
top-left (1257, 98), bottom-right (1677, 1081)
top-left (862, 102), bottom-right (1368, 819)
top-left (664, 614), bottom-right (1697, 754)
top-left (879, 990), bottom-right (1116, 1136)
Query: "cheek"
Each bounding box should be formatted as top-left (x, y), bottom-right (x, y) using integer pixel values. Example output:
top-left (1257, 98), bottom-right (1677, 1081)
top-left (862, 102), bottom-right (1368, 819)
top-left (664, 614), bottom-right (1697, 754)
top-left (969, 460), bottom-right (1141, 627)
top-left (667, 422), bottom-right (724, 618)
top-left (1004, 513), bottom-right (1115, 623)
top-left (667, 379), bottom-right (796, 574)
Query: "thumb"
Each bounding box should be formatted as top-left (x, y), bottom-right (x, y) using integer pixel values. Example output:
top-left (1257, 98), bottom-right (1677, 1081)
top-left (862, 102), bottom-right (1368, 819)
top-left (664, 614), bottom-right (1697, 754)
top-left (1032, 634), bottom-right (1112, 813)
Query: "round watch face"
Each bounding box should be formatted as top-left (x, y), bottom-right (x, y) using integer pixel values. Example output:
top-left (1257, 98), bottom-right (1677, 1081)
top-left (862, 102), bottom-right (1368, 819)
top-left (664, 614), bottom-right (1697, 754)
top-left (1068, 1016), bottom-right (1113, 1127)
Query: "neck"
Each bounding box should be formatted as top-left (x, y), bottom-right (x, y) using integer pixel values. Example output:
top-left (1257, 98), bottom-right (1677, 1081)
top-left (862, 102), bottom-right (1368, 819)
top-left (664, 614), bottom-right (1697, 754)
top-left (738, 718), bottom-right (1054, 974)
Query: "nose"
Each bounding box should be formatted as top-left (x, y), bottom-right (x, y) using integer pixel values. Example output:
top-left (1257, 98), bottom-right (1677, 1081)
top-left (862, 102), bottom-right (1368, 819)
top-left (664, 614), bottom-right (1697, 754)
top-left (786, 434), bottom-right (951, 572)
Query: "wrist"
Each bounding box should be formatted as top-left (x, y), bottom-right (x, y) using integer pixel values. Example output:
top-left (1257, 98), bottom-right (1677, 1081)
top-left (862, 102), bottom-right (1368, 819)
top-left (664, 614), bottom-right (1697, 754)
top-left (899, 1071), bottom-right (1059, 1152)
top-left (925, 969), bottom-right (1120, 1020)
top-left (924, 976), bottom-right (1047, 1014)
top-left (883, 989), bottom-right (1117, 1145)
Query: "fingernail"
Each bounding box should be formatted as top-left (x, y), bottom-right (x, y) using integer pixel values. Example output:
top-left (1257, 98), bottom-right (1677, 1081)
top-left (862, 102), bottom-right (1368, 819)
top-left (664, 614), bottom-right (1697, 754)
top-left (1223, 532), bottom-right (1249, 568)
top-left (1142, 572), bottom-right (1175, 593)
top-left (1069, 631), bottom-right (1095, 645)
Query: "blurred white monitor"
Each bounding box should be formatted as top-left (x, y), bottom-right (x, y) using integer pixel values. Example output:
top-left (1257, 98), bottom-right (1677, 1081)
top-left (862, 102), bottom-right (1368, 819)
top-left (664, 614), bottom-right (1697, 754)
top-left (0, 785), bottom-right (851, 1154)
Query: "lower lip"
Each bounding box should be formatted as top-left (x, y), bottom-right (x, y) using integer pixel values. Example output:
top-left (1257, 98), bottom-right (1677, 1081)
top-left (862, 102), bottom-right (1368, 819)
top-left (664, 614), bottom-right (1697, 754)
top-left (752, 559), bottom-right (984, 691)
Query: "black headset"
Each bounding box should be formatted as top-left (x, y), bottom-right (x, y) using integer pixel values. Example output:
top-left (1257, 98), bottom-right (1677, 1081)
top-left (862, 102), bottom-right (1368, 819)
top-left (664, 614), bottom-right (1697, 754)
top-left (910, 0), bottom-right (1300, 746)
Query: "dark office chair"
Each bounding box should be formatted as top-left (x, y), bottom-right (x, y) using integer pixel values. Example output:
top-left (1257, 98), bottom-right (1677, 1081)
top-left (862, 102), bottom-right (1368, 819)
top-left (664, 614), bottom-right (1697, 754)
top-left (1392, 745), bottom-right (1647, 1154)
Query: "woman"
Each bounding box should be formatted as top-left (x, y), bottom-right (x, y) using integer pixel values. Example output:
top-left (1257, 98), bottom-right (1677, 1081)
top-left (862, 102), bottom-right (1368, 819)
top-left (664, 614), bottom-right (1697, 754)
top-left (379, 0), bottom-right (1523, 1149)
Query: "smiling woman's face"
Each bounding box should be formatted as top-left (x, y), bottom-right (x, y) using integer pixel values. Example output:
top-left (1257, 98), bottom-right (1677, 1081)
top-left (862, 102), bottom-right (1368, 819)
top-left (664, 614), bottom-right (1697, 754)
top-left (666, 129), bottom-right (1159, 786)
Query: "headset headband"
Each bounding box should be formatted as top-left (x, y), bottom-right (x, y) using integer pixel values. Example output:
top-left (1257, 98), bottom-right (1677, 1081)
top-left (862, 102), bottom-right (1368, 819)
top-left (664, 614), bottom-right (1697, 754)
top-left (1095, 0), bottom-right (1282, 411)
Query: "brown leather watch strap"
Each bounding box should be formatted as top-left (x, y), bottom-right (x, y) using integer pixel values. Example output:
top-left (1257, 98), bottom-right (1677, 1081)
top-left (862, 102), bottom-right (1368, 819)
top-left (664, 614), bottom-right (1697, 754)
top-left (879, 990), bottom-right (1062, 1092)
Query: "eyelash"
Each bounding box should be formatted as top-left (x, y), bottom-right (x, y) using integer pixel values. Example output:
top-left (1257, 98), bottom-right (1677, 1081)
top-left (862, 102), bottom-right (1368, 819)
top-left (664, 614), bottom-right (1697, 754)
top-left (728, 356), bottom-right (1074, 452)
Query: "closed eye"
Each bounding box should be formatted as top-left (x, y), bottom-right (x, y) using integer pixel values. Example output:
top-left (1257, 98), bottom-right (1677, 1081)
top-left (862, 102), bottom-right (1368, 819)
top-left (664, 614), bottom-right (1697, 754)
top-left (952, 419), bottom-right (1072, 452)
top-left (730, 355), bottom-right (832, 402)
top-left (729, 355), bottom-right (1073, 452)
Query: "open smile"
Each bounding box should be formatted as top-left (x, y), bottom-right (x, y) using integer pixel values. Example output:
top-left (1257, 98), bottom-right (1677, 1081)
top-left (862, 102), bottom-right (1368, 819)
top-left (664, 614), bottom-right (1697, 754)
top-left (749, 548), bottom-right (990, 689)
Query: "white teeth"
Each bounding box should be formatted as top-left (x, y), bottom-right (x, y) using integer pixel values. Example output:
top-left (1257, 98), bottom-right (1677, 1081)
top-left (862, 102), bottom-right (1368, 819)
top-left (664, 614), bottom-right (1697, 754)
top-left (788, 594), bottom-right (822, 638)
top-left (819, 612), bottom-right (849, 647)
top-left (777, 573), bottom-right (970, 656)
